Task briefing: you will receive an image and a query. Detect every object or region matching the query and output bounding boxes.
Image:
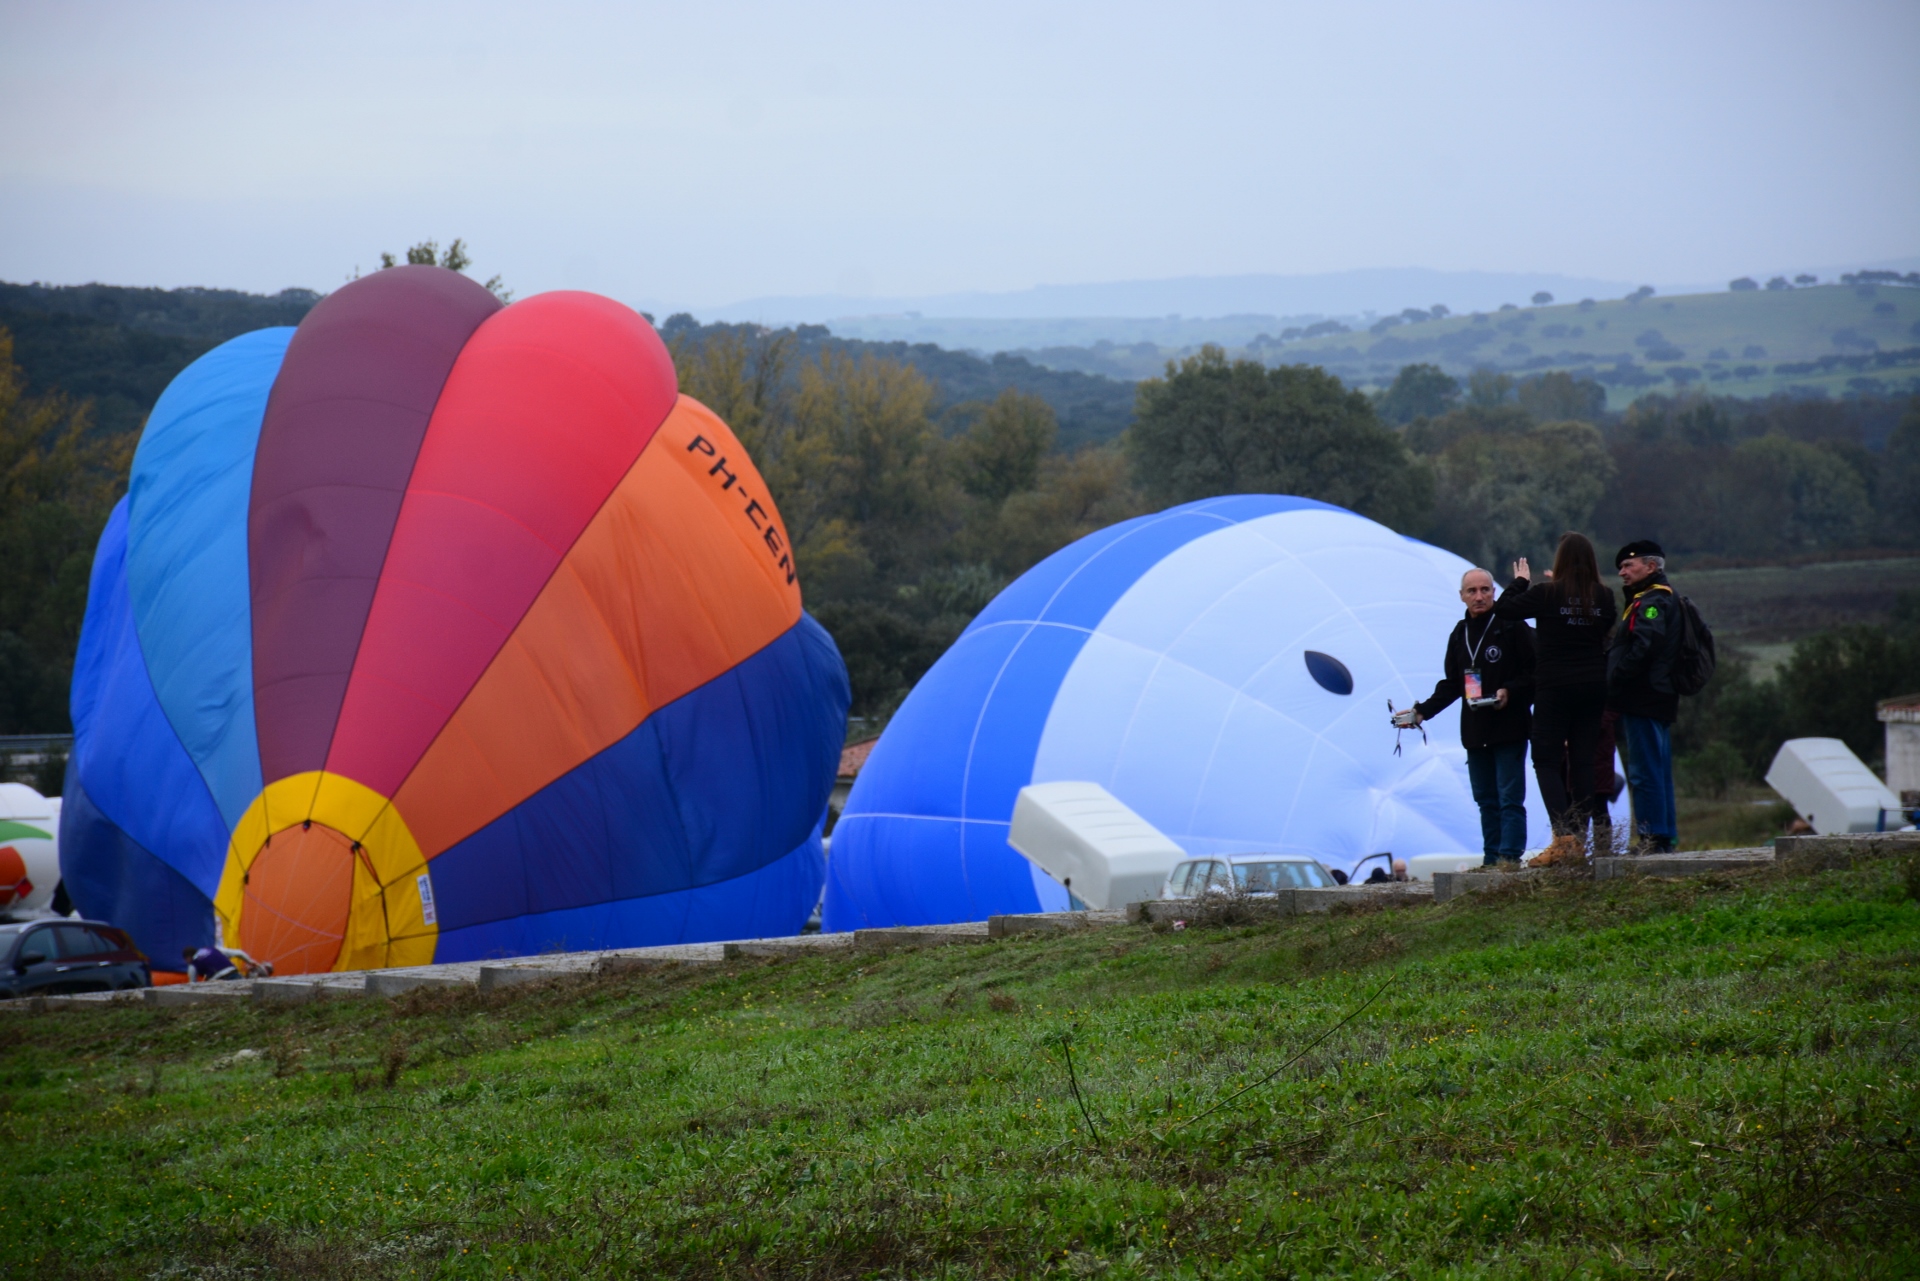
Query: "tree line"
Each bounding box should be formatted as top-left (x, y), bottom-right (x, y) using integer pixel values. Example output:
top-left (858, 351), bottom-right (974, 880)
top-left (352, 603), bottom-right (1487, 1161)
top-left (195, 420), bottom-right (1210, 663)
top-left (4, 296), bottom-right (1918, 795)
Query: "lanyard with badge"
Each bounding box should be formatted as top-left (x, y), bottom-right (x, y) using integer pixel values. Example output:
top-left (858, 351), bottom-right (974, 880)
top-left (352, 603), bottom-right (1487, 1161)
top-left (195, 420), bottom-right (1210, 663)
top-left (1462, 616), bottom-right (1500, 707)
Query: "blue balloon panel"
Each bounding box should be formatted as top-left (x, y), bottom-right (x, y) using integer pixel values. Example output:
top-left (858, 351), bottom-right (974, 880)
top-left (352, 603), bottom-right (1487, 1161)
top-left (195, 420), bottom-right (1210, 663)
top-left (125, 328), bottom-right (293, 828)
top-left (64, 500), bottom-right (231, 900)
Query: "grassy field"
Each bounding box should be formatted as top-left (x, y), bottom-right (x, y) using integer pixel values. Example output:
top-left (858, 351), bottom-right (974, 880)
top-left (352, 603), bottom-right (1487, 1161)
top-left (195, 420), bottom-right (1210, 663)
top-left (5, 860), bottom-right (1918, 1279)
top-left (1666, 555), bottom-right (1920, 678)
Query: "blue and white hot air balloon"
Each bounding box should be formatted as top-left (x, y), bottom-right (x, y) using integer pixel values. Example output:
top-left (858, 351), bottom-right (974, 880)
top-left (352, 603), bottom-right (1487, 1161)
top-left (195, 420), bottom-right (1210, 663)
top-left (824, 495), bottom-right (1606, 931)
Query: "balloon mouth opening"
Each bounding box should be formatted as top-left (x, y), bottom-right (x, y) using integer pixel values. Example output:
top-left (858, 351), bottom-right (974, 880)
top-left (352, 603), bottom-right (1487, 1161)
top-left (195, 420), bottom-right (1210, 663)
top-left (239, 822), bottom-right (357, 974)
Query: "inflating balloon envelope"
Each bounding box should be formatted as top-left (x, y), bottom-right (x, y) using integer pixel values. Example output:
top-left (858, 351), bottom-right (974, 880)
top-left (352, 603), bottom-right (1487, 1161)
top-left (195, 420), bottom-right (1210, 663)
top-left (824, 496), bottom-right (1566, 931)
top-left (61, 266), bottom-right (850, 973)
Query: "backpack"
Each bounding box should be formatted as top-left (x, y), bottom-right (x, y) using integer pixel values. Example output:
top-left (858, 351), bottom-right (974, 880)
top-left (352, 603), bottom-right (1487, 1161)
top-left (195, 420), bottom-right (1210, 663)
top-left (1647, 585), bottom-right (1716, 696)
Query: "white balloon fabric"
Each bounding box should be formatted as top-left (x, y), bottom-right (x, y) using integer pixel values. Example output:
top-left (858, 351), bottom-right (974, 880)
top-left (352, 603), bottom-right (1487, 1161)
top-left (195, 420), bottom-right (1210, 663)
top-left (823, 496), bottom-right (1620, 931)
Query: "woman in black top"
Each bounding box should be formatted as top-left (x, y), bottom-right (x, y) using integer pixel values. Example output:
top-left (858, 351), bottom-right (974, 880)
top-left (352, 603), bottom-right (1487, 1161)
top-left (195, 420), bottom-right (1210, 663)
top-left (1493, 532), bottom-right (1616, 838)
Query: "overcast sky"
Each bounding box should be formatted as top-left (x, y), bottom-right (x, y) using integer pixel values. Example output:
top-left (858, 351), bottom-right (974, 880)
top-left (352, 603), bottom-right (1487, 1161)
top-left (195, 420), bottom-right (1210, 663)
top-left (2, 0), bottom-right (1915, 315)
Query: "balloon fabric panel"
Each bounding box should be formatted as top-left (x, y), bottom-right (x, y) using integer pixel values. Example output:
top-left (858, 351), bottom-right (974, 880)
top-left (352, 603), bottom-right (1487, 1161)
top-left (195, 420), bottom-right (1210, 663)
top-left (1031, 509), bottom-right (1484, 865)
top-left (125, 328), bottom-right (292, 829)
top-left (62, 503), bottom-right (224, 963)
top-left (249, 267), bottom-right (501, 784)
top-left (426, 613), bottom-right (846, 941)
top-left (823, 495), bottom-right (1366, 931)
top-left (392, 395), bottom-right (802, 859)
top-left (324, 292), bottom-right (678, 798)
top-left (965, 495), bottom-right (1342, 639)
top-left (432, 825), bottom-right (826, 962)
top-left (58, 773), bottom-right (216, 968)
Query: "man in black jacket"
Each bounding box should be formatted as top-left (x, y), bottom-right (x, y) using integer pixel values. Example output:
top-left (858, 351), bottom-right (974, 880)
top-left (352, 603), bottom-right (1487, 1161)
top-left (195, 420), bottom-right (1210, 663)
top-left (1402, 567), bottom-right (1536, 864)
top-left (1608, 540), bottom-right (1680, 853)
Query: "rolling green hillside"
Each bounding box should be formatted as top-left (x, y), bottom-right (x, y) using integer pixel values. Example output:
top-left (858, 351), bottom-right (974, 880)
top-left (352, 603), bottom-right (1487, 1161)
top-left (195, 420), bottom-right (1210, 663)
top-left (4, 860), bottom-right (1916, 1278)
top-left (1022, 284), bottom-right (1920, 407)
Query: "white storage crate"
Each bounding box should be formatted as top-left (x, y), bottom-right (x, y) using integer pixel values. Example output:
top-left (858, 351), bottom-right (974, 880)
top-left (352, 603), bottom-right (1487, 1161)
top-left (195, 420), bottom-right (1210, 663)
top-left (1008, 781), bottom-right (1185, 910)
top-left (1765, 737), bottom-right (1903, 835)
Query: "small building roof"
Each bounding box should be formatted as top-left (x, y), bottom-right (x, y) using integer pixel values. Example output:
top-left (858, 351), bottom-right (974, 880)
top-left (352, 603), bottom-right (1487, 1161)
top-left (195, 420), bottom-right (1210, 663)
top-left (1877, 693), bottom-right (1920, 724)
top-left (838, 736), bottom-right (879, 780)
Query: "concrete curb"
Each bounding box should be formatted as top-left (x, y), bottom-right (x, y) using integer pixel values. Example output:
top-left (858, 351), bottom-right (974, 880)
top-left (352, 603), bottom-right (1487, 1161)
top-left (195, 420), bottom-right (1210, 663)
top-left (854, 923), bottom-right (991, 951)
top-left (724, 936), bottom-right (854, 959)
top-left (367, 971), bottom-right (471, 997)
top-left (1432, 868), bottom-right (1550, 903)
top-left (987, 910), bottom-right (1128, 938)
top-left (1593, 849), bottom-right (1772, 880)
top-left (1774, 831), bottom-right (1920, 871)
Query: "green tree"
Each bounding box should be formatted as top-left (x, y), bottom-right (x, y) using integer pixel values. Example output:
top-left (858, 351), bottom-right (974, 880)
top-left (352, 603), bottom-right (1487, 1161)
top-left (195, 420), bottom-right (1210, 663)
top-left (0, 328), bottom-right (131, 732)
top-left (1126, 347), bottom-right (1430, 527)
top-left (378, 238), bottom-right (512, 301)
top-left (1375, 363), bottom-right (1459, 425)
top-left (1424, 420), bottom-right (1615, 570)
top-left (981, 445), bottom-right (1143, 576)
top-left (1879, 399), bottom-right (1920, 545)
top-left (952, 390), bottom-right (1055, 505)
top-left (1770, 625), bottom-right (1920, 768)
top-left (1466, 369), bottom-right (1515, 408)
top-left (671, 324), bottom-right (795, 462)
top-left (1713, 436), bottom-right (1870, 556)
top-left (774, 350), bottom-right (956, 598)
top-left (1517, 371), bottom-right (1606, 422)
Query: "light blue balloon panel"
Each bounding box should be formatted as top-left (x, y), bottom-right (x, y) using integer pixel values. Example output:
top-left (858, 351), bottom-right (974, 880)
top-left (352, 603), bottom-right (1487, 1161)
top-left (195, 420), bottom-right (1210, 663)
top-left (824, 495), bottom-right (1575, 931)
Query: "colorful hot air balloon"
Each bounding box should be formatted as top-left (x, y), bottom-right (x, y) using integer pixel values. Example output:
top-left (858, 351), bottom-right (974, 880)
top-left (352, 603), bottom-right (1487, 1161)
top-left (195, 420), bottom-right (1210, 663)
top-left (60, 266), bottom-right (849, 974)
top-left (823, 496), bottom-right (1605, 931)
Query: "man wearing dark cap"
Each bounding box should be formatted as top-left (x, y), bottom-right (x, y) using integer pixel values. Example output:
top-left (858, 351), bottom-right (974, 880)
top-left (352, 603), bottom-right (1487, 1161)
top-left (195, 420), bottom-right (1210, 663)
top-left (1608, 540), bottom-right (1680, 852)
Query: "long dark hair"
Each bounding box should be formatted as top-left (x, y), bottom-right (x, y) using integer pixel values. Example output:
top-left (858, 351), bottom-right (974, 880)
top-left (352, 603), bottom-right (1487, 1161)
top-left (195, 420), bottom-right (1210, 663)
top-left (1550, 532), bottom-right (1602, 604)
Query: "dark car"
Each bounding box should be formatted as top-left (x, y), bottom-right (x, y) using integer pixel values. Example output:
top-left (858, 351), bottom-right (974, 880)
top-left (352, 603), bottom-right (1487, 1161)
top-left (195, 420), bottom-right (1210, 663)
top-left (0, 920), bottom-right (150, 999)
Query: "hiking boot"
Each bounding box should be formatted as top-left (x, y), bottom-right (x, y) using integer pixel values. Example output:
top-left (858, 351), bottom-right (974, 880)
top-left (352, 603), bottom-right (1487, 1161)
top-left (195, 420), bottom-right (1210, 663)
top-left (1532, 835), bottom-right (1585, 868)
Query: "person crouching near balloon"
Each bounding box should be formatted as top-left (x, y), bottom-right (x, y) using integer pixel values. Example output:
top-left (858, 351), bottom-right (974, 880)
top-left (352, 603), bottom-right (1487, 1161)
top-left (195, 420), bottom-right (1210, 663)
top-left (1393, 567), bottom-right (1537, 866)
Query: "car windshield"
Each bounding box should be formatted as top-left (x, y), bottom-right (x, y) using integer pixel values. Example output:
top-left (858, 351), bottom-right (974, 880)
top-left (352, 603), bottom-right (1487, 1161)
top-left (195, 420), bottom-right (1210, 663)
top-left (1233, 860), bottom-right (1330, 891)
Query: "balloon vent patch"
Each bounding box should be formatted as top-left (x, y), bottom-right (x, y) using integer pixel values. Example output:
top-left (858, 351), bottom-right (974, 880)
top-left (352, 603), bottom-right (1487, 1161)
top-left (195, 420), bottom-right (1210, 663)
top-left (1304, 650), bottom-right (1354, 696)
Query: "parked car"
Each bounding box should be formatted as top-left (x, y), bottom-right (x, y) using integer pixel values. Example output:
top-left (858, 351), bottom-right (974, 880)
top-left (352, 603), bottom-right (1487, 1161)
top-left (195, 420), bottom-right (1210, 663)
top-left (0, 920), bottom-right (150, 998)
top-left (1160, 854), bottom-right (1337, 899)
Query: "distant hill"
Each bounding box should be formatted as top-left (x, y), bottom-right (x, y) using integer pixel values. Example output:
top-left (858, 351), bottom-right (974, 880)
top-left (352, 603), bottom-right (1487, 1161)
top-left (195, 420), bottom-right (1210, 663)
top-left (1260, 281), bottom-right (1920, 408)
top-left (994, 282), bottom-right (1920, 409)
top-left (708, 266), bottom-right (1637, 330)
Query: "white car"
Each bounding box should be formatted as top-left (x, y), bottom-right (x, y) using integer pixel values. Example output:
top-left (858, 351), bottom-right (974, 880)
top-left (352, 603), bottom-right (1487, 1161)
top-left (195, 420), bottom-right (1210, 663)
top-left (1160, 853), bottom-right (1338, 899)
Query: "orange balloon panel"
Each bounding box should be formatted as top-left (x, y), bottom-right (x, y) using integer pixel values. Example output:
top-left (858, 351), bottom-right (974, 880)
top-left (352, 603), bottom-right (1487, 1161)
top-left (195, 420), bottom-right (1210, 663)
top-left (392, 396), bottom-right (803, 859)
top-left (237, 822), bottom-right (355, 974)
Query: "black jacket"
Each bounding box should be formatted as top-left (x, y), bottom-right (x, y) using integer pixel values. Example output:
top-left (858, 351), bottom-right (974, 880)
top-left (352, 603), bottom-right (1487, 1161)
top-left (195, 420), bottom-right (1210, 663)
top-left (1608, 571), bottom-right (1680, 723)
top-left (1415, 610), bottom-right (1536, 749)
top-left (1491, 577), bottom-right (1615, 688)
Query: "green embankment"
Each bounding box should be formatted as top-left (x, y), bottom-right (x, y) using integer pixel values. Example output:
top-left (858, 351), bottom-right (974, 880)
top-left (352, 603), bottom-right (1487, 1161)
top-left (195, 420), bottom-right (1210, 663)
top-left (5, 863), bottom-right (1917, 1278)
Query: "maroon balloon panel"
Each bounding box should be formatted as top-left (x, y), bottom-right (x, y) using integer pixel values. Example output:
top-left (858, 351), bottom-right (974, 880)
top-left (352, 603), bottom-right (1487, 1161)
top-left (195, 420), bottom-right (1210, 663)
top-left (247, 266), bottom-right (502, 784)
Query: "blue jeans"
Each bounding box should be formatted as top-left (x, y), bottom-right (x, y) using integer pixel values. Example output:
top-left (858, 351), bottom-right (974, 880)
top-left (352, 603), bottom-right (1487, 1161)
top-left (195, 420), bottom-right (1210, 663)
top-left (1620, 714), bottom-right (1677, 843)
top-left (1467, 741), bottom-right (1529, 864)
